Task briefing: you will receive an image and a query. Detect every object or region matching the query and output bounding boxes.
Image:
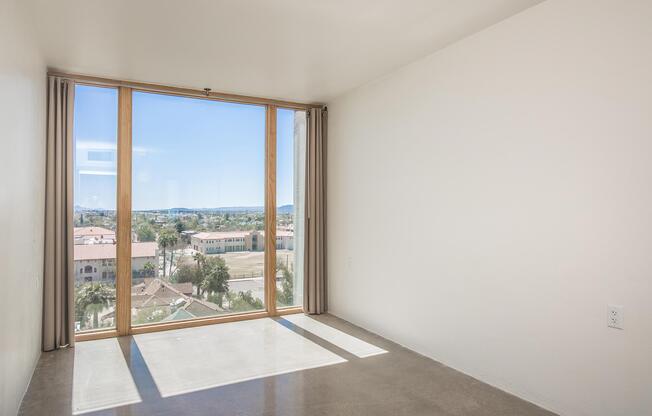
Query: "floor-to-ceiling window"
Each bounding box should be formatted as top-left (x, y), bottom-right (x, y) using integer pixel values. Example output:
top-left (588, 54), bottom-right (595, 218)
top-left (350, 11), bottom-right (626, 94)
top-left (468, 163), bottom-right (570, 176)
top-left (130, 92), bottom-right (266, 325)
top-left (73, 85), bottom-right (119, 332)
top-left (71, 80), bottom-right (308, 337)
top-left (276, 108), bottom-right (306, 308)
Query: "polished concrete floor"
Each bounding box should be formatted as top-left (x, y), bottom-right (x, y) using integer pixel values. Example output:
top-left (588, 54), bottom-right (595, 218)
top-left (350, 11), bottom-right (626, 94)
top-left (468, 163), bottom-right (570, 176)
top-left (19, 314), bottom-right (556, 416)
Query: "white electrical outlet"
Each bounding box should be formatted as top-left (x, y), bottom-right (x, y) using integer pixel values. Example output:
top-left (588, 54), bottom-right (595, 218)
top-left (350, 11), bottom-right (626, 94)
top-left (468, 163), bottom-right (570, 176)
top-left (607, 305), bottom-right (624, 330)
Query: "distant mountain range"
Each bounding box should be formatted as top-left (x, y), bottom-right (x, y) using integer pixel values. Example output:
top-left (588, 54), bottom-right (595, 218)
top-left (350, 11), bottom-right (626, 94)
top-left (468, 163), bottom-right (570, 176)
top-left (74, 205), bottom-right (114, 212)
top-left (75, 205), bottom-right (294, 214)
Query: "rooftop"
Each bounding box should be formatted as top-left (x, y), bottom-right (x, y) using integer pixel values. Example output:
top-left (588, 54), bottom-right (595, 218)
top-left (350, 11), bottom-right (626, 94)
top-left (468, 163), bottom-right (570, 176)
top-left (193, 230), bottom-right (293, 240)
top-left (129, 278), bottom-right (224, 320)
top-left (74, 227), bottom-right (115, 237)
top-left (193, 231), bottom-right (253, 240)
top-left (74, 242), bottom-right (157, 261)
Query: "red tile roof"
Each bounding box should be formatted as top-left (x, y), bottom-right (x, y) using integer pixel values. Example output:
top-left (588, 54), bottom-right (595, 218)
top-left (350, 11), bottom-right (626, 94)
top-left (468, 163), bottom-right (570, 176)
top-left (74, 242), bottom-right (157, 261)
top-left (74, 226), bottom-right (115, 237)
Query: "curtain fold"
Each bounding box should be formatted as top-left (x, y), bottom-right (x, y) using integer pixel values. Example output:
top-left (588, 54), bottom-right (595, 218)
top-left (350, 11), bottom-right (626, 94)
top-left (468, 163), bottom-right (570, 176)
top-left (43, 76), bottom-right (75, 351)
top-left (303, 108), bottom-right (327, 314)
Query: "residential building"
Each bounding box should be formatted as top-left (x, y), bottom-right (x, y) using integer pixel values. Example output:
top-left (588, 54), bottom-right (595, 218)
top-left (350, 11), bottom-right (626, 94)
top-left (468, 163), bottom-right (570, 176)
top-left (96, 278), bottom-right (223, 328)
top-left (73, 242), bottom-right (158, 283)
top-left (131, 278), bottom-right (223, 323)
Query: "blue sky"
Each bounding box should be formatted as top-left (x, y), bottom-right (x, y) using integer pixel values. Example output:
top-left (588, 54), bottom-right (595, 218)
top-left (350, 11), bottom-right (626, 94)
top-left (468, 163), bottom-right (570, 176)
top-left (73, 85), bottom-right (297, 211)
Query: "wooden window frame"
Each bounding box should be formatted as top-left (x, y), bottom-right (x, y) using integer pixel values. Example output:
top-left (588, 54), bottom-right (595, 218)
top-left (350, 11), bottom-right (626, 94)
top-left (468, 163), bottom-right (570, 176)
top-left (61, 71), bottom-right (315, 341)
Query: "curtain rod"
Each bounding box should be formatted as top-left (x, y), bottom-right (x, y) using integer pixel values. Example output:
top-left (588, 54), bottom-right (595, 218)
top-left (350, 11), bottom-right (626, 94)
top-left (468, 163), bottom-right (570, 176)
top-left (48, 70), bottom-right (324, 110)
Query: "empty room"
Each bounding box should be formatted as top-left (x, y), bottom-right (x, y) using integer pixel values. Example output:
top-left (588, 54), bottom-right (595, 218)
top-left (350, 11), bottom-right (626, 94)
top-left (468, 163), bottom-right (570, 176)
top-left (1, 0), bottom-right (650, 415)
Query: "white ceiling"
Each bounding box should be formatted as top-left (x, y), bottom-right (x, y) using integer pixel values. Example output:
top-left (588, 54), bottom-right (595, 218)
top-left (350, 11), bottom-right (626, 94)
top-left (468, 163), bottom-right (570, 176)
top-left (23, 0), bottom-right (543, 104)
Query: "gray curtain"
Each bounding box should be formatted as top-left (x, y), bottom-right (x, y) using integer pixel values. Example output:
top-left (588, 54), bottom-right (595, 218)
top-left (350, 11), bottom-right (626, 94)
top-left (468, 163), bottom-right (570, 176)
top-left (303, 108), bottom-right (327, 314)
top-left (43, 76), bottom-right (75, 351)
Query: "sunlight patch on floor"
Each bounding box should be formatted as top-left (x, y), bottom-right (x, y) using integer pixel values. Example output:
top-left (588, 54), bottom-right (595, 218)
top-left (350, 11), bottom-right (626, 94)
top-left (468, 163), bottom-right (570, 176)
top-left (282, 314), bottom-right (387, 358)
top-left (134, 318), bottom-right (347, 398)
top-left (72, 338), bottom-right (142, 415)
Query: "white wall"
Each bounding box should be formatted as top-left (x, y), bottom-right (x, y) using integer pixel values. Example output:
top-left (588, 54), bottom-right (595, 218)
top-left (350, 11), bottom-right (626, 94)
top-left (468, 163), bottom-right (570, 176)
top-left (0, 0), bottom-right (46, 414)
top-left (327, 1), bottom-right (652, 415)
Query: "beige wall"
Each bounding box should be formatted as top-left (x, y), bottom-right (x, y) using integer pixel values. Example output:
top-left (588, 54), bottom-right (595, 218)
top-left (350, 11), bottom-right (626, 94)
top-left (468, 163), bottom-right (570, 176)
top-left (327, 1), bottom-right (652, 415)
top-left (74, 256), bottom-right (156, 282)
top-left (0, 0), bottom-right (46, 415)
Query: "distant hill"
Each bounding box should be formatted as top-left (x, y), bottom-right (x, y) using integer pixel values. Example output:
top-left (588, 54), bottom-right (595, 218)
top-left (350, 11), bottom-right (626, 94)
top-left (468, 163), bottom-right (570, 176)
top-left (165, 205), bottom-right (295, 214)
top-left (161, 206), bottom-right (264, 214)
top-left (74, 205), bottom-right (114, 212)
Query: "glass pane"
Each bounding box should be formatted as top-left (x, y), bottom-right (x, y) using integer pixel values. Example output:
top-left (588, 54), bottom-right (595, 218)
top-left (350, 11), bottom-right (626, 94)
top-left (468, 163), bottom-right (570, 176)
top-left (131, 92), bottom-right (266, 326)
top-left (73, 85), bottom-right (118, 332)
top-left (276, 109), bottom-right (306, 308)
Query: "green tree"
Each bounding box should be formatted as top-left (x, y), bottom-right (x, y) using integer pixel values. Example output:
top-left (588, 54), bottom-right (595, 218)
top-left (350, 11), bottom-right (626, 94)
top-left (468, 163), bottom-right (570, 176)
top-left (191, 252), bottom-right (207, 296)
top-left (76, 283), bottom-right (115, 329)
top-left (200, 257), bottom-right (230, 306)
top-left (136, 223), bottom-right (156, 242)
top-left (174, 218), bottom-right (185, 234)
top-left (193, 252), bottom-right (205, 268)
top-left (187, 216), bottom-right (199, 230)
top-left (175, 254), bottom-right (229, 303)
top-left (173, 263), bottom-right (201, 290)
top-left (158, 229), bottom-right (178, 278)
top-left (143, 261), bottom-right (156, 277)
top-left (229, 290), bottom-right (264, 312)
top-left (276, 260), bottom-right (294, 307)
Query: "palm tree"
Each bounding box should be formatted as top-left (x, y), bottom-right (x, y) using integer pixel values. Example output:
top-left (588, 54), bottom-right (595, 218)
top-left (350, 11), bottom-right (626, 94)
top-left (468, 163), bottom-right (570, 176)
top-left (157, 229), bottom-right (178, 278)
top-left (192, 251), bottom-right (206, 268)
top-left (189, 252), bottom-right (206, 296)
top-left (200, 257), bottom-right (230, 304)
top-left (76, 283), bottom-right (115, 329)
top-left (168, 239), bottom-right (185, 276)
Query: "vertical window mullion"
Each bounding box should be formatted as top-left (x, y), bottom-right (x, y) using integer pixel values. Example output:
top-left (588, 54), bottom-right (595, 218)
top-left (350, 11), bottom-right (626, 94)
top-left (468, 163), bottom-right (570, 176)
top-left (116, 86), bottom-right (132, 336)
top-left (265, 105), bottom-right (277, 315)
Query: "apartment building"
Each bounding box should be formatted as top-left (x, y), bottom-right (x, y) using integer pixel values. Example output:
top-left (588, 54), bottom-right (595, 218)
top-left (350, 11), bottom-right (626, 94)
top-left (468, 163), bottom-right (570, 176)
top-left (191, 230), bottom-right (294, 254)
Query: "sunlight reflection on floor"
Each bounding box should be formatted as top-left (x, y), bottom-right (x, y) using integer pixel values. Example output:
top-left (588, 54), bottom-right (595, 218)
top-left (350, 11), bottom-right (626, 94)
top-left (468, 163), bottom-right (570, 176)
top-left (134, 318), bottom-right (347, 398)
top-left (282, 314), bottom-right (387, 358)
top-left (72, 338), bottom-right (142, 415)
